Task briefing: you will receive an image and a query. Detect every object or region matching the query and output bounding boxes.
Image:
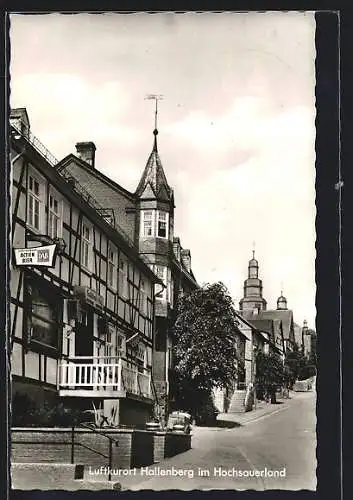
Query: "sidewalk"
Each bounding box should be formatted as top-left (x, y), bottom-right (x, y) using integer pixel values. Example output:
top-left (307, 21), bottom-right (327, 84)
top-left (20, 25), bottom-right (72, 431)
top-left (216, 395), bottom-right (291, 426)
top-left (118, 394), bottom-right (294, 491)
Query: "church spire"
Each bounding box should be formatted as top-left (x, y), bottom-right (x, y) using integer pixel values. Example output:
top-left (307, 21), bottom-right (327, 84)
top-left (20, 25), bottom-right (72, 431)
top-left (135, 95), bottom-right (173, 203)
top-left (239, 248), bottom-right (267, 312)
top-left (277, 281), bottom-right (288, 310)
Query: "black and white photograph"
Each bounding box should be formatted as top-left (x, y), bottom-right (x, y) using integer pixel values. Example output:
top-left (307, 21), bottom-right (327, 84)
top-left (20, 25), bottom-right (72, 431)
top-left (9, 11), bottom-right (317, 492)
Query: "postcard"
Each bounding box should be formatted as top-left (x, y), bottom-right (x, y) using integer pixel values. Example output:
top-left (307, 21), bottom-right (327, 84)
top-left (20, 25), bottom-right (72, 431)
top-left (9, 11), bottom-right (319, 492)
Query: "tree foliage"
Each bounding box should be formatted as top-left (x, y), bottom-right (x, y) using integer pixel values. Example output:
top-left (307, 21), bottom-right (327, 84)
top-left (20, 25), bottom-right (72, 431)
top-left (255, 350), bottom-right (284, 402)
top-left (173, 282), bottom-right (241, 394)
top-left (284, 342), bottom-right (309, 387)
top-left (255, 351), bottom-right (284, 388)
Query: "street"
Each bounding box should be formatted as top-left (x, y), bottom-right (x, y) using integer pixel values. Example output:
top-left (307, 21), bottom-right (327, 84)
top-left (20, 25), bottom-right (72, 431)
top-left (124, 391), bottom-right (316, 491)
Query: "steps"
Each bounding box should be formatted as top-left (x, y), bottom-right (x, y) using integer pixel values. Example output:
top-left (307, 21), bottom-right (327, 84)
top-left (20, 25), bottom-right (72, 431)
top-left (228, 390), bottom-right (246, 413)
top-left (11, 463), bottom-right (122, 491)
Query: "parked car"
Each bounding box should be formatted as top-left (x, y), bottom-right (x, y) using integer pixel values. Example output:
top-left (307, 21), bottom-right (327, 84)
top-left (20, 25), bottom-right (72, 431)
top-left (167, 411), bottom-right (192, 433)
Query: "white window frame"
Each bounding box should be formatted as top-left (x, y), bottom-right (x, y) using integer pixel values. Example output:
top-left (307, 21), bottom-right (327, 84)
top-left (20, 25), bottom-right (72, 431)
top-left (27, 172), bottom-right (44, 232)
top-left (156, 210), bottom-right (169, 239)
top-left (141, 210), bottom-right (154, 237)
top-left (107, 245), bottom-right (117, 290)
top-left (48, 189), bottom-right (63, 240)
top-left (118, 258), bottom-right (129, 299)
top-left (140, 210), bottom-right (169, 239)
top-left (81, 221), bottom-right (93, 271)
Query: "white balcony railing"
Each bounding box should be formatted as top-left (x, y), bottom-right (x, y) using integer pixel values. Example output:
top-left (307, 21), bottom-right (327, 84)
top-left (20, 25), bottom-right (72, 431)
top-left (57, 357), bottom-right (152, 399)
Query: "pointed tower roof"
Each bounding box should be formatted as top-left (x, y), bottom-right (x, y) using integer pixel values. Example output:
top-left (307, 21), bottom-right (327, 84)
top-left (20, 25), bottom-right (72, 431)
top-left (135, 128), bottom-right (173, 201)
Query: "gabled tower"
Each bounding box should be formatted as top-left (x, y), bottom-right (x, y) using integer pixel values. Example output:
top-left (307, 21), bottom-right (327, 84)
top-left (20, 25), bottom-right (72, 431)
top-left (135, 98), bottom-right (175, 425)
top-left (135, 126), bottom-right (175, 268)
top-left (239, 250), bottom-right (267, 312)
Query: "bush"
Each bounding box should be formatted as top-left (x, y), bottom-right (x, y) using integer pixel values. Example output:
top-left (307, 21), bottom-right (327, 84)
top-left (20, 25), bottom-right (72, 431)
top-left (195, 394), bottom-right (219, 426)
top-left (11, 393), bottom-right (37, 427)
top-left (12, 393), bottom-right (83, 427)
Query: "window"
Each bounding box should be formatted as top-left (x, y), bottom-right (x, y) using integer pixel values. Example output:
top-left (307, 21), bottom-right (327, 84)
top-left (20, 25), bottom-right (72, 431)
top-left (139, 279), bottom-right (148, 315)
top-left (140, 210), bottom-right (169, 239)
top-left (48, 192), bottom-right (62, 239)
top-left (107, 246), bottom-right (117, 289)
top-left (135, 343), bottom-right (147, 373)
top-left (25, 279), bottom-right (60, 350)
top-left (81, 222), bottom-right (92, 270)
top-left (27, 175), bottom-right (42, 230)
top-left (118, 259), bottom-right (129, 299)
top-left (117, 333), bottom-right (125, 357)
top-left (157, 211), bottom-right (168, 238)
top-left (142, 211), bottom-right (153, 237)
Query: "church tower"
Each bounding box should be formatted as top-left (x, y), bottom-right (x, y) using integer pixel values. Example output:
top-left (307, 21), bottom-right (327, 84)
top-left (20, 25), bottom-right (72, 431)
top-left (239, 250), bottom-right (267, 312)
top-left (277, 290), bottom-right (288, 310)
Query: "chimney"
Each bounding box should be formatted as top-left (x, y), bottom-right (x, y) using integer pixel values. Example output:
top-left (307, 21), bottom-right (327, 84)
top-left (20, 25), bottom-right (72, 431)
top-left (181, 249), bottom-right (191, 273)
top-left (75, 142), bottom-right (96, 168)
top-left (173, 237), bottom-right (181, 262)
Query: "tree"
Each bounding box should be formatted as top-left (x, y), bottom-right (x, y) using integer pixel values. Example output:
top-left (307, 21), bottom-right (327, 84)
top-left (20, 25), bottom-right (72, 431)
top-left (172, 282), bottom-right (241, 418)
top-left (308, 331), bottom-right (317, 367)
top-left (255, 351), bottom-right (284, 403)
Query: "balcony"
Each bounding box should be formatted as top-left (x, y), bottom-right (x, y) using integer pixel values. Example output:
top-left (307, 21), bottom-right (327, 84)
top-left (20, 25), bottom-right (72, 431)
top-left (57, 356), bottom-right (152, 400)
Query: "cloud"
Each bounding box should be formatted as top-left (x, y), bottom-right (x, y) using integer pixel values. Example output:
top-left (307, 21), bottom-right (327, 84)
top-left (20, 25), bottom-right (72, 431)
top-left (9, 12), bottom-right (317, 327)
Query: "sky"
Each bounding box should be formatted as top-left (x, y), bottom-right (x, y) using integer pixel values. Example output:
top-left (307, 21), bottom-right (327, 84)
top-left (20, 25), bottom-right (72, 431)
top-left (9, 11), bottom-right (317, 329)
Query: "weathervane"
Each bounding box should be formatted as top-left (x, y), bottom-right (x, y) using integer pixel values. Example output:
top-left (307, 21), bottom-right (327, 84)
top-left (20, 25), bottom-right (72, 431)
top-left (145, 94), bottom-right (164, 130)
top-left (252, 240), bottom-right (256, 259)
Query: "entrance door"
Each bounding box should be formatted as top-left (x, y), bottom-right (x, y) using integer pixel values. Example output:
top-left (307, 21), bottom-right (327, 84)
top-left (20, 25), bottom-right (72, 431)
top-left (75, 308), bottom-right (94, 357)
top-left (74, 308), bottom-right (94, 386)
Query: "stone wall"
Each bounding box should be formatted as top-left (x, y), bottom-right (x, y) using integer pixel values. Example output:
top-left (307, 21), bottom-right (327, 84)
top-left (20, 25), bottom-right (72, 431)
top-left (12, 428), bottom-right (191, 469)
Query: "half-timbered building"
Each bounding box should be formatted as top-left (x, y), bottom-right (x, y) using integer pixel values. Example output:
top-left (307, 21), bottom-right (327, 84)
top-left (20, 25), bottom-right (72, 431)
top-left (10, 108), bottom-right (163, 427)
top-left (54, 123), bottom-right (199, 424)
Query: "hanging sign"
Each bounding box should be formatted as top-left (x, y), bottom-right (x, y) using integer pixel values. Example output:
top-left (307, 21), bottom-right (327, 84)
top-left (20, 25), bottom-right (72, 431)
top-left (73, 286), bottom-right (104, 310)
top-left (14, 244), bottom-right (57, 267)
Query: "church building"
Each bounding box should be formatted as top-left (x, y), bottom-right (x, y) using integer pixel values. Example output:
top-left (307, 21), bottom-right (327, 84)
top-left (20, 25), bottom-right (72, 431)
top-left (238, 252), bottom-right (296, 355)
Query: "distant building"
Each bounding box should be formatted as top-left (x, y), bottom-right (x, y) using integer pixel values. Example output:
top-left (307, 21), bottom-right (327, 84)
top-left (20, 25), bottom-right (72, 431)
top-left (213, 312), bottom-right (271, 413)
top-left (238, 252), bottom-right (297, 356)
